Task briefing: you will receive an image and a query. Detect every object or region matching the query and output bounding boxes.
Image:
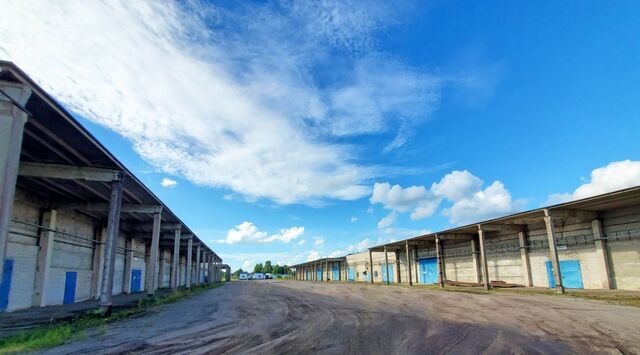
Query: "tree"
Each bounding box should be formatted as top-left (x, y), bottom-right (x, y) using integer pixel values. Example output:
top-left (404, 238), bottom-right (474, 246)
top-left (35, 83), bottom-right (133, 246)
top-left (254, 263), bottom-right (263, 273)
top-left (263, 260), bottom-right (273, 274)
top-left (233, 268), bottom-right (244, 277)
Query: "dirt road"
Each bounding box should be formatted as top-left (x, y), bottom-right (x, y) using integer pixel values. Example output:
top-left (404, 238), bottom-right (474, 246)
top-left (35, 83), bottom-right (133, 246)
top-left (46, 281), bottom-right (640, 354)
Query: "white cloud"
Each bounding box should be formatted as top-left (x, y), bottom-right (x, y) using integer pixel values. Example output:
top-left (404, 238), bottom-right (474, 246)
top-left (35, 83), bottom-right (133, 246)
top-left (306, 250), bottom-right (321, 261)
top-left (297, 239), bottom-right (306, 245)
top-left (370, 170), bottom-right (523, 225)
top-left (350, 216), bottom-right (358, 222)
top-left (370, 182), bottom-right (429, 212)
top-left (160, 177), bottom-right (178, 188)
top-left (220, 222), bottom-right (304, 244)
top-left (443, 181), bottom-right (523, 225)
top-left (377, 211), bottom-right (397, 229)
top-left (0, 1), bottom-right (440, 205)
top-left (547, 160), bottom-right (640, 204)
top-left (431, 170), bottom-right (482, 201)
top-left (314, 238), bottom-right (325, 246)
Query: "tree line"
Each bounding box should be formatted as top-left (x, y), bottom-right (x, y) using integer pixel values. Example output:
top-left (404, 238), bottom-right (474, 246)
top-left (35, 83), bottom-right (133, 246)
top-left (233, 260), bottom-right (290, 277)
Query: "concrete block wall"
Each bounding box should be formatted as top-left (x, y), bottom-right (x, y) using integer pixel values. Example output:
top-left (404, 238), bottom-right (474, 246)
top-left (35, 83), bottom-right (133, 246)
top-left (442, 241), bottom-right (477, 283)
top-left (484, 234), bottom-right (524, 285)
top-left (160, 250), bottom-right (171, 288)
top-left (602, 206), bottom-right (640, 290)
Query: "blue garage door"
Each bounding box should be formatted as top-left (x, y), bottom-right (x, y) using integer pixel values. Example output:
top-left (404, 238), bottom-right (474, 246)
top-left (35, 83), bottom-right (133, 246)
top-left (381, 264), bottom-right (394, 283)
top-left (306, 270), bottom-right (311, 280)
top-left (63, 271), bottom-right (77, 304)
top-left (546, 260), bottom-right (584, 289)
top-left (332, 264), bottom-right (340, 281)
top-left (419, 258), bottom-right (438, 284)
top-left (347, 267), bottom-right (355, 282)
top-left (0, 259), bottom-right (14, 311)
top-left (316, 268), bottom-right (323, 281)
top-left (131, 269), bottom-right (142, 292)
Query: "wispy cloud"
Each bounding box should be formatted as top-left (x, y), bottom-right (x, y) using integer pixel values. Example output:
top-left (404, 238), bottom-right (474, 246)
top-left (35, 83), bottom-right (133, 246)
top-left (0, 1), bottom-right (440, 205)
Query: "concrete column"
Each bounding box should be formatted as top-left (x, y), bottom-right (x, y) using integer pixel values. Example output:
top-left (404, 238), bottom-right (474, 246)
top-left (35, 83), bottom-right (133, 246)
top-left (91, 227), bottom-right (107, 299)
top-left (592, 219), bottom-right (612, 289)
top-left (208, 254), bottom-right (214, 284)
top-left (543, 210), bottom-right (564, 294)
top-left (158, 250), bottom-right (166, 288)
top-left (368, 249), bottom-right (374, 284)
top-left (0, 82), bottom-right (31, 281)
top-left (477, 228), bottom-right (490, 290)
top-left (518, 230), bottom-right (533, 287)
top-left (471, 238), bottom-right (481, 283)
top-left (33, 209), bottom-right (57, 307)
top-left (413, 247), bottom-right (419, 284)
top-left (186, 237), bottom-right (193, 288)
top-left (405, 241), bottom-right (413, 286)
top-left (195, 243), bottom-right (201, 286)
top-left (147, 211), bottom-right (162, 296)
top-left (171, 228), bottom-right (181, 290)
top-left (435, 235), bottom-right (445, 287)
top-left (384, 246), bottom-right (390, 285)
top-left (100, 177), bottom-right (125, 307)
top-left (395, 250), bottom-right (401, 283)
top-left (123, 237), bottom-right (134, 293)
top-left (325, 259), bottom-right (329, 281)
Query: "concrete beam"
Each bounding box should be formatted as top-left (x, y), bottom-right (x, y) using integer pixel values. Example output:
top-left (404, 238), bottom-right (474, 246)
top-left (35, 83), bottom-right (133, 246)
top-left (33, 209), bottom-right (56, 307)
top-left (478, 224), bottom-right (526, 233)
top-left (405, 241), bottom-right (413, 286)
top-left (438, 233), bottom-right (476, 240)
top-left (476, 228), bottom-right (491, 290)
top-left (99, 178), bottom-right (125, 308)
top-left (592, 219), bottom-right (612, 289)
top-left (61, 202), bottom-right (163, 214)
top-left (18, 162), bottom-right (123, 182)
top-left (518, 230), bottom-right (533, 287)
top-left (147, 212), bottom-right (162, 296)
top-left (186, 237), bottom-right (193, 288)
top-left (547, 208), bottom-right (598, 221)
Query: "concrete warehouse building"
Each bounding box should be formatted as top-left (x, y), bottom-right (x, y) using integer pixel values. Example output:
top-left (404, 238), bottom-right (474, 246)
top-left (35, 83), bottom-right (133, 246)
top-left (0, 62), bottom-right (228, 313)
top-left (293, 186), bottom-right (640, 292)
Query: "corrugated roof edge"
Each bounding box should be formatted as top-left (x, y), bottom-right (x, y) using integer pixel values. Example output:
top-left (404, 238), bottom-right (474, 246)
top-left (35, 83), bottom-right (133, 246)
top-left (0, 61), bottom-right (218, 259)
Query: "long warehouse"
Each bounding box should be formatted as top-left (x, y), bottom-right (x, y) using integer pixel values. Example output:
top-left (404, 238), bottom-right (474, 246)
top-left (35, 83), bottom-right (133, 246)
top-left (293, 185), bottom-right (640, 292)
top-left (0, 61), bottom-right (225, 312)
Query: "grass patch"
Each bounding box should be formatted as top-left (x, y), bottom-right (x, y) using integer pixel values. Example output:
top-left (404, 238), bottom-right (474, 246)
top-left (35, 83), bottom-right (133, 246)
top-left (0, 283), bottom-right (224, 354)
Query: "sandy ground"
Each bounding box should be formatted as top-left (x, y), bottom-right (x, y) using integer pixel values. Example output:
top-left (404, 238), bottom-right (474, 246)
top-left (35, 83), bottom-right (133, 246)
top-left (46, 281), bottom-right (640, 354)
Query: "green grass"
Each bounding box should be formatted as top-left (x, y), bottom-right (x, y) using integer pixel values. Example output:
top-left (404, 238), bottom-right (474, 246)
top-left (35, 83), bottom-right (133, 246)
top-left (0, 283), bottom-right (224, 354)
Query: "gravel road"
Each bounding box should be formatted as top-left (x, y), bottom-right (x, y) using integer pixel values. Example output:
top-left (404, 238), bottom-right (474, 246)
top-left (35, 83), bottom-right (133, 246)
top-left (46, 281), bottom-right (640, 354)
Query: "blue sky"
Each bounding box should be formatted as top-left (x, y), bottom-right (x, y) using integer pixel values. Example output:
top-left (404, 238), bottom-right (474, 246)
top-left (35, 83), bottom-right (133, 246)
top-left (2, 1), bottom-right (640, 270)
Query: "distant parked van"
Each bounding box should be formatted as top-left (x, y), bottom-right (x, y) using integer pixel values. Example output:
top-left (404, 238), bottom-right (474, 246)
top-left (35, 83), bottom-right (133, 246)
top-left (239, 272), bottom-right (249, 280)
top-left (254, 273), bottom-right (265, 280)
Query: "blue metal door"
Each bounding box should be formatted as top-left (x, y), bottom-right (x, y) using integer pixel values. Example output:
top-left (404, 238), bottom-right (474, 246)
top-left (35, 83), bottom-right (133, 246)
top-left (347, 267), bottom-right (355, 282)
top-left (306, 270), bottom-right (311, 280)
top-left (419, 258), bottom-right (438, 284)
top-left (546, 260), bottom-right (584, 289)
top-left (63, 271), bottom-right (77, 304)
top-left (316, 268), bottom-right (323, 281)
top-left (381, 264), bottom-right (394, 283)
top-left (131, 269), bottom-right (142, 292)
top-left (332, 264), bottom-right (340, 281)
top-left (0, 259), bottom-right (14, 311)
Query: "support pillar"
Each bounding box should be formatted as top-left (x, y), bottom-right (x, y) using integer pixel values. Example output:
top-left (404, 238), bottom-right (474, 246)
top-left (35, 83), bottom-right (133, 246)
top-left (543, 210), bottom-right (565, 294)
top-left (395, 250), bottom-right (401, 283)
top-left (413, 247), bottom-right (419, 284)
top-left (186, 237), bottom-right (193, 288)
top-left (592, 219), bottom-right (612, 289)
top-left (100, 176), bottom-right (125, 307)
top-left (195, 243), bottom-right (201, 286)
top-left (91, 227), bottom-right (107, 299)
top-left (518, 230), bottom-right (533, 287)
top-left (325, 259), bottom-right (329, 281)
top-left (471, 238), bottom-right (481, 284)
top-left (405, 241), bottom-right (413, 286)
top-left (33, 209), bottom-right (57, 307)
top-left (435, 235), bottom-right (445, 287)
top-left (368, 249), bottom-right (374, 284)
top-left (384, 246), bottom-right (390, 285)
top-left (147, 210), bottom-right (162, 296)
top-left (171, 228), bottom-right (181, 290)
top-left (477, 227), bottom-right (490, 290)
top-left (0, 82), bottom-right (31, 282)
top-left (123, 237), bottom-right (134, 293)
